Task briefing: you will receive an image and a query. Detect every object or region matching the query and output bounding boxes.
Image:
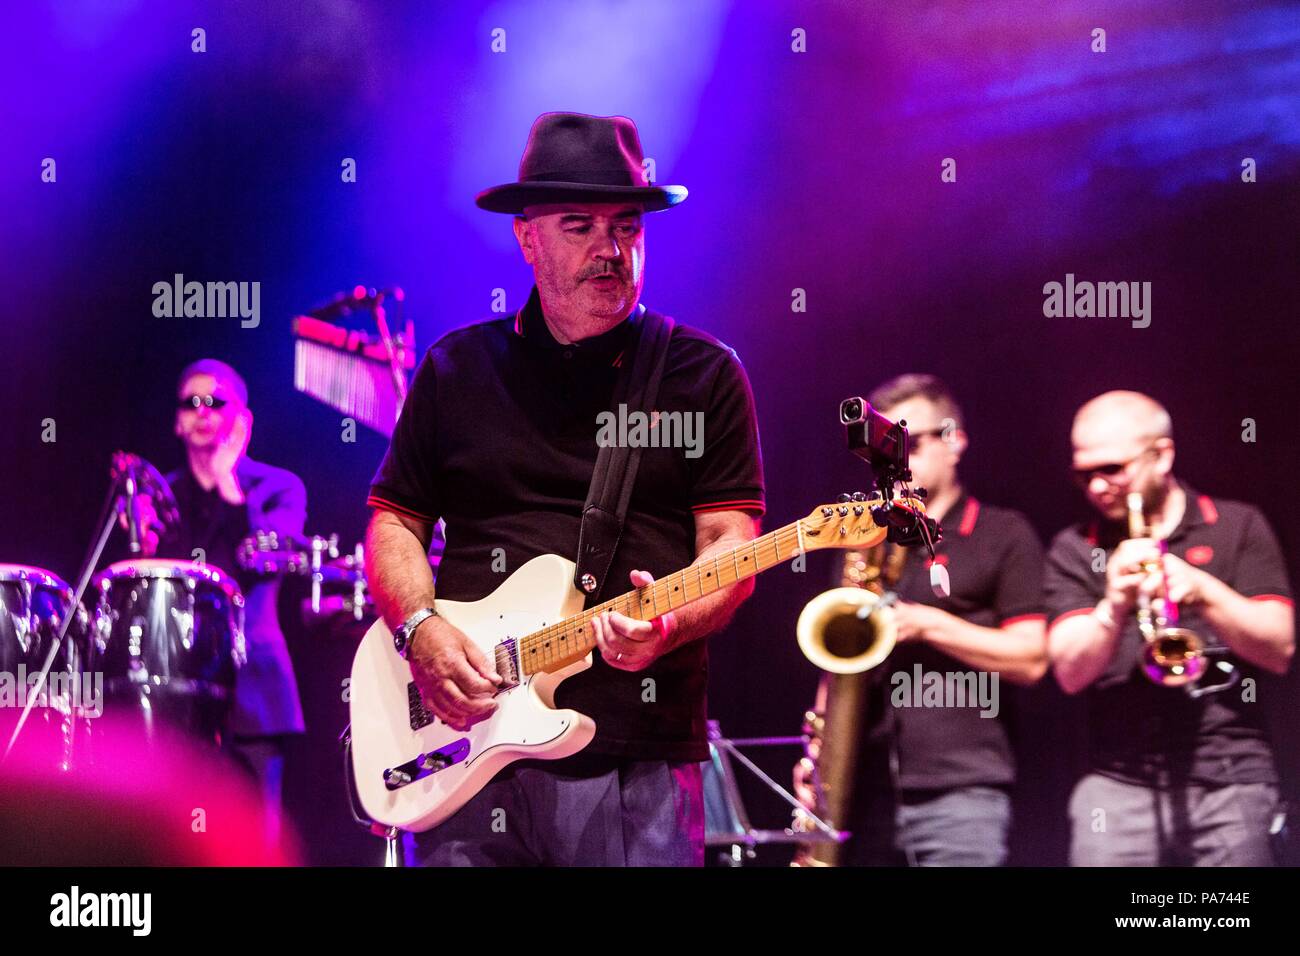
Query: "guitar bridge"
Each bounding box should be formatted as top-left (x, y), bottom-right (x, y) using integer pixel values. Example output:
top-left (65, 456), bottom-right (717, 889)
top-left (405, 638), bottom-right (519, 732)
top-left (495, 638), bottom-right (520, 689)
top-left (383, 737), bottom-right (471, 791)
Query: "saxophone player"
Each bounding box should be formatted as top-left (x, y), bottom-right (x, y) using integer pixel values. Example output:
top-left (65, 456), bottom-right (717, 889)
top-left (795, 374), bottom-right (1048, 866)
top-left (1046, 391), bottom-right (1294, 866)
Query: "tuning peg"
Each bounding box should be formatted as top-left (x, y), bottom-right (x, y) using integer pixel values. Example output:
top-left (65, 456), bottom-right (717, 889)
top-left (836, 493), bottom-right (852, 503)
top-left (851, 491), bottom-right (867, 502)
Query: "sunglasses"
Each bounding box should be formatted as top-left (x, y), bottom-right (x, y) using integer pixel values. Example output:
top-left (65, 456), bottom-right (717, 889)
top-left (1072, 446), bottom-right (1157, 487)
top-left (906, 428), bottom-right (947, 453)
top-left (178, 394), bottom-right (229, 410)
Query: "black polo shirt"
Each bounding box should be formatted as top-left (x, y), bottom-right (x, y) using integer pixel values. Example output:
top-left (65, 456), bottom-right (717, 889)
top-left (367, 286), bottom-right (765, 761)
top-left (1044, 482), bottom-right (1293, 787)
top-left (166, 471), bottom-right (251, 587)
top-left (862, 494), bottom-right (1046, 791)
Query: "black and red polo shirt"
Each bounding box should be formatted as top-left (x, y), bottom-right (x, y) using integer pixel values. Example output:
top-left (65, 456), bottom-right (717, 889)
top-left (367, 286), bottom-right (765, 761)
top-left (862, 493), bottom-right (1047, 791)
top-left (1045, 482), bottom-right (1293, 786)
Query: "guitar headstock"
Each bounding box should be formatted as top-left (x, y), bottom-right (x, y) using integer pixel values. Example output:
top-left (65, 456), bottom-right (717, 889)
top-left (799, 493), bottom-right (886, 550)
top-left (798, 492), bottom-right (933, 551)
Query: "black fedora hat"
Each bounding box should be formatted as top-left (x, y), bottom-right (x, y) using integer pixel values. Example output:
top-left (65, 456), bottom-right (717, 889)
top-left (476, 112), bottom-right (688, 214)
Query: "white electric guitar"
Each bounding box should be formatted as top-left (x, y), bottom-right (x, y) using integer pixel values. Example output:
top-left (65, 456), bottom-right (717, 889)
top-left (349, 496), bottom-right (919, 832)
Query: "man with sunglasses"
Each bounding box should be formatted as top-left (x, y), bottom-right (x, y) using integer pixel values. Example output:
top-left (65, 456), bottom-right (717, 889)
top-left (795, 374), bottom-right (1048, 866)
top-left (1046, 390), bottom-right (1294, 865)
top-left (130, 358), bottom-right (307, 845)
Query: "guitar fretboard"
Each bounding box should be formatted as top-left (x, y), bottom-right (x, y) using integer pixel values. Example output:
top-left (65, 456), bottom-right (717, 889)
top-left (516, 516), bottom-right (880, 676)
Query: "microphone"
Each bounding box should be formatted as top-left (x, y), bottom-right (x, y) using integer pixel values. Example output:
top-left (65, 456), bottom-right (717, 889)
top-left (111, 453), bottom-right (143, 553)
top-left (124, 472), bottom-right (141, 554)
top-left (109, 451), bottom-right (178, 552)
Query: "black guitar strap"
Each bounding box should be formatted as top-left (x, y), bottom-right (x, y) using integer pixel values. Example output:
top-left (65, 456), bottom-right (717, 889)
top-left (573, 306), bottom-right (676, 603)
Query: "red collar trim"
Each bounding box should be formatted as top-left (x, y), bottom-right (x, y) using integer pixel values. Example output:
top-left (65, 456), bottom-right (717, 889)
top-left (1197, 495), bottom-right (1219, 525)
top-left (957, 497), bottom-right (980, 537)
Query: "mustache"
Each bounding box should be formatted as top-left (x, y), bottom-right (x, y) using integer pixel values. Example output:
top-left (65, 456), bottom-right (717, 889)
top-left (579, 267), bottom-right (625, 281)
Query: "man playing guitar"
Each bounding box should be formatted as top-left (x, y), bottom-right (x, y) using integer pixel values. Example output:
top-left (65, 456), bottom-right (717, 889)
top-left (363, 113), bottom-right (766, 865)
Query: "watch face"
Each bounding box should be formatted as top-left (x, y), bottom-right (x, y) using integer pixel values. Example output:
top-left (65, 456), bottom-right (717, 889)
top-left (396, 609), bottom-right (434, 657)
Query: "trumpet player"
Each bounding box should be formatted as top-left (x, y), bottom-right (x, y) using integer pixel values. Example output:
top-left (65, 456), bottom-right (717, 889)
top-left (795, 374), bottom-right (1048, 866)
top-left (1046, 390), bottom-right (1294, 866)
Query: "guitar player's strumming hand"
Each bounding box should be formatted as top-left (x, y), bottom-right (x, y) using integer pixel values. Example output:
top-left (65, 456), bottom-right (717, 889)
top-left (593, 569), bottom-right (678, 671)
top-left (409, 616), bottom-right (503, 732)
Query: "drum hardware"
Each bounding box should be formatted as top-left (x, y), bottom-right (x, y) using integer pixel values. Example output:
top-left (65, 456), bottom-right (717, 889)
top-left (309, 535), bottom-right (338, 615)
top-left (237, 533), bottom-right (371, 620)
top-left (331, 543), bottom-right (369, 621)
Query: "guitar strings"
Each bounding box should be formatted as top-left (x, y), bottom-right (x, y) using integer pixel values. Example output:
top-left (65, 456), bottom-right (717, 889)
top-left (514, 517), bottom-right (877, 673)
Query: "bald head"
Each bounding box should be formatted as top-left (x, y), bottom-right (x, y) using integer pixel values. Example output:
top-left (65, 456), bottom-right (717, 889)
top-left (1071, 390), bottom-right (1175, 520)
top-left (1073, 391), bottom-right (1171, 449)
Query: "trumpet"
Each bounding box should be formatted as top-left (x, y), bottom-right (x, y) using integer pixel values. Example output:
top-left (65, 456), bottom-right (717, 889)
top-left (1126, 492), bottom-right (1207, 687)
top-left (791, 541), bottom-right (907, 866)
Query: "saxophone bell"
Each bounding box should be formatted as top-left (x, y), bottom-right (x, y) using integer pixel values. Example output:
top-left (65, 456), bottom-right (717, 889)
top-left (796, 587), bottom-right (897, 675)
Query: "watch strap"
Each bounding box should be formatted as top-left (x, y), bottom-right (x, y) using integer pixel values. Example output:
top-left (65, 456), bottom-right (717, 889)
top-left (394, 607), bottom-right (438, 659)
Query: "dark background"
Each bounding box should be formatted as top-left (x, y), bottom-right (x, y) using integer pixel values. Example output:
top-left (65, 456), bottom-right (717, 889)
top-left (3, 0), bottom-right (1297, 864)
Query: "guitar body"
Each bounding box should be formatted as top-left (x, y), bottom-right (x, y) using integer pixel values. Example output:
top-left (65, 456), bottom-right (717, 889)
top-left (348, 495), bottom-right (915, 833)
top-left (349, 554), bottom-right (594, 832)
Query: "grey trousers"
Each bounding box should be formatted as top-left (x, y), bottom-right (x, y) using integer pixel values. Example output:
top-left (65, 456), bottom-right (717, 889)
top-left (1069, 772), bottom-right (1279, 866)
top-left (404, 756), bottom-right (705, 866)
top-left (849, 785), bottom-right (1011, 866)
top-left (897, 786), bottom-right (1012, 866)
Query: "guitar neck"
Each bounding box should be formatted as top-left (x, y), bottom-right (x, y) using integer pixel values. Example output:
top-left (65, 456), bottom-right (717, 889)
top-left (519, 517), bottom-right (851, 676)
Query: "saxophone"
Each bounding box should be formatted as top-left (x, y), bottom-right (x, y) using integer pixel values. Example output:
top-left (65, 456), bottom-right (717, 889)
top-left (791, 541), bottom-right (908, 866)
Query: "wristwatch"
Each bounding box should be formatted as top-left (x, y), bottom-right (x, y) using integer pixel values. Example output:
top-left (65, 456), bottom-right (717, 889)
top-left (393, 607), bottom-right (438, 660)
